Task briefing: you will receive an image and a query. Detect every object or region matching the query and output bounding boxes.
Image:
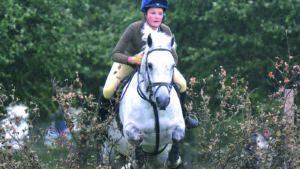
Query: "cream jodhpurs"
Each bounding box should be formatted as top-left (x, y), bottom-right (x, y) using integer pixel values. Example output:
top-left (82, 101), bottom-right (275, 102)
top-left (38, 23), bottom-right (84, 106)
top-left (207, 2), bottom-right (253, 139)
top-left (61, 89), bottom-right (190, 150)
top-left (102, 62), bottom-right (187, 99)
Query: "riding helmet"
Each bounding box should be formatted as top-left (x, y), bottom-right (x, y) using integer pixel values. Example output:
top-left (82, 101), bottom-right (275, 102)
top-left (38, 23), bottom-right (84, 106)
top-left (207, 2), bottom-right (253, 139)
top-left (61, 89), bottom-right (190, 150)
top-left (140, 0), bottom-right (168, 12)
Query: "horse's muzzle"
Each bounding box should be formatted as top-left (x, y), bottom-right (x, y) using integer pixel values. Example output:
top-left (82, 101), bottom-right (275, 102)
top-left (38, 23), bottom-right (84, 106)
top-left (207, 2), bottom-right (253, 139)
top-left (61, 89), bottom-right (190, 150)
top-left (156, 96), bottom-right (170, 110)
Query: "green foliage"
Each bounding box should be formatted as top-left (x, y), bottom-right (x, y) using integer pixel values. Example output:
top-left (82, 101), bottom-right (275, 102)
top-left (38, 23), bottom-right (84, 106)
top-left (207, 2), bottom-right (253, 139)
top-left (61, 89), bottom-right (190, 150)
top-left (2, 0), bottom-right (300, 116)
top-left (0, 0), bottom-right (140, 115)
top-left (186, 66), bottom-right (299, 168)
top-left (168, 0), bottom-right (300, 92)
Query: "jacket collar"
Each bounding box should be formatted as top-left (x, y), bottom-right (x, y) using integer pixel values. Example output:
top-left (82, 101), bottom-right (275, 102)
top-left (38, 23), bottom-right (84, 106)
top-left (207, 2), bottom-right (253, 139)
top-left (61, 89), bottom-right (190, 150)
top-left (141, 21), bottom-right (165, 42)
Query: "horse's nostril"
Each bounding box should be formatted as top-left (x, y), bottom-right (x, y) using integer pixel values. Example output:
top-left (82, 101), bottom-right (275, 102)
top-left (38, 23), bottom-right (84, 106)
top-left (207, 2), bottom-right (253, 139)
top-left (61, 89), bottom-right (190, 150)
top-left (156, 97), bottom-right (161, 105)
top-left (156, 96), bottom-right (170, 109)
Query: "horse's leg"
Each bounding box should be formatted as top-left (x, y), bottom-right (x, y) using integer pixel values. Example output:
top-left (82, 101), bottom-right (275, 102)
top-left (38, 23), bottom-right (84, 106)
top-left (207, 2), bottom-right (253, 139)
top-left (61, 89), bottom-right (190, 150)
top-left (124, 123), bottom-right (143, 145)
top-left (172, 126), bottom-right (185, 143)
top-left (124, 123), bottom-right (146, 168)
top-left (132, 145), bottom-right (145, 168)
top-left (167, 143), bottom-right (182, 169)
top-left (167, 126), bottom-right (185, 168)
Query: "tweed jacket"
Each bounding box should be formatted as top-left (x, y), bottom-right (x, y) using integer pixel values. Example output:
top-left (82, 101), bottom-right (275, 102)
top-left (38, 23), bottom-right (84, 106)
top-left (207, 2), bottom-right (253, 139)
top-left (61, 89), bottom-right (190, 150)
top-left (112, 20), bottom-right (178, 65)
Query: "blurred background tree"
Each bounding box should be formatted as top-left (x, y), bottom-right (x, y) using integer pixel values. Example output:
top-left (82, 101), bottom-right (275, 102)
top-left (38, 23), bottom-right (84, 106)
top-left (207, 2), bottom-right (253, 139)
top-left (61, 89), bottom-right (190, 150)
top-left (168, 0), bottom-right (300, 96)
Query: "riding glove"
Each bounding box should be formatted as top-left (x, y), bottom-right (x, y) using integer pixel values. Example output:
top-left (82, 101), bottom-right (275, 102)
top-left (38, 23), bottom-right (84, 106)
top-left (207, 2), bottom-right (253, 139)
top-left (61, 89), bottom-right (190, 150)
top-left (128, 53), bottom-right (143, 65)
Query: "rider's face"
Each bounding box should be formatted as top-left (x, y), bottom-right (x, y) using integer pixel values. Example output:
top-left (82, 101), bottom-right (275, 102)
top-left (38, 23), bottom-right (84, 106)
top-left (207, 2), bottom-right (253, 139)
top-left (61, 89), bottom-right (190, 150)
top-left (145, 8), bottom-right (164, 29)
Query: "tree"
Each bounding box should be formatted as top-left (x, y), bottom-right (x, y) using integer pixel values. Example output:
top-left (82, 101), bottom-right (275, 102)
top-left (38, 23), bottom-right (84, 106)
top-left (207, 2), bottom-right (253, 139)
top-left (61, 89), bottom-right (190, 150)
top-left (168, 0), bottom-right (300, 95)
top-left (0, 0), bottom-right (140, 116)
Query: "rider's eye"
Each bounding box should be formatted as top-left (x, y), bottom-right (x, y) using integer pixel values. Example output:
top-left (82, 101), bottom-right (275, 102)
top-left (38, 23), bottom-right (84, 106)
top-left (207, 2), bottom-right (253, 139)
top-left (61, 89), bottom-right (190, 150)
top-left (148, 63), bottom-right (153, 70)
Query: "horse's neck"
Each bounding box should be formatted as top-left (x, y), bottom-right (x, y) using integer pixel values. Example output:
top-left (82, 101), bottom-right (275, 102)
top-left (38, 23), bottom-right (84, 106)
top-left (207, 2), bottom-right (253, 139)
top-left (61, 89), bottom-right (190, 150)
top-left (121, 72), bottom-right (153, 111)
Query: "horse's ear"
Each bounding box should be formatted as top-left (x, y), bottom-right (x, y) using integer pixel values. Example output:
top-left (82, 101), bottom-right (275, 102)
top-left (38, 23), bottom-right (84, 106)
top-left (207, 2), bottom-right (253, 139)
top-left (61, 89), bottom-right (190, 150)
top-left (171, 35), bottom-right (175, 47)
top-left (147, 34), bottom-right (152, 47)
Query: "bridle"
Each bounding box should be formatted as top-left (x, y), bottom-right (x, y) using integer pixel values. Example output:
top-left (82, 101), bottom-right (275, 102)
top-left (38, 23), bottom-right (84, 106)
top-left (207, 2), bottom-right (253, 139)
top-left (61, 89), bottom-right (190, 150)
top-left (137, 48), bottom-right (175, 103)
top-left (136, 47), bottom-right (175, 155)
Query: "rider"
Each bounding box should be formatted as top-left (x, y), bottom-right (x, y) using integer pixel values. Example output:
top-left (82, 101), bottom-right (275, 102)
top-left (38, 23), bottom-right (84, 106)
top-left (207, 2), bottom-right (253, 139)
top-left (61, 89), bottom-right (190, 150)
top-left (98, 0), bottom-right (199, 129)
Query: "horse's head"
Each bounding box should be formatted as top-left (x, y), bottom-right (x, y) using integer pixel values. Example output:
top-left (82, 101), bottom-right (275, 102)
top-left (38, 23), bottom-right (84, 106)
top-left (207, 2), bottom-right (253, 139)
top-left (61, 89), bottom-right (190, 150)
top-left (140, 32), bottom-right (176, 110)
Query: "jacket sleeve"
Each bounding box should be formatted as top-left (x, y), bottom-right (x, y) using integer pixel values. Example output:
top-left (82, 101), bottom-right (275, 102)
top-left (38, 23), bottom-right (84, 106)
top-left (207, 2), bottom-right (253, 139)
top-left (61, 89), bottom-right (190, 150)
top-left (111, 24), bottom-right (134, 64)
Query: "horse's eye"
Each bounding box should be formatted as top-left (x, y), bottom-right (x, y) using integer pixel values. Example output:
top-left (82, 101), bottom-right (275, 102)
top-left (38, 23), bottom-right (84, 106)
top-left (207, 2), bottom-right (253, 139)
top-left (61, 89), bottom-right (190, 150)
top-left (148, 63), bottom-right (153, 70)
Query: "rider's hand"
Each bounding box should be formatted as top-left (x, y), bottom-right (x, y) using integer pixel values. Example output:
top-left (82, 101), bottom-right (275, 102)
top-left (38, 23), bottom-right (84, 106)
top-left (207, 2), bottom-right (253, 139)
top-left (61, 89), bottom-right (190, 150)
top-left (128, 53), bottom-right (143, 65)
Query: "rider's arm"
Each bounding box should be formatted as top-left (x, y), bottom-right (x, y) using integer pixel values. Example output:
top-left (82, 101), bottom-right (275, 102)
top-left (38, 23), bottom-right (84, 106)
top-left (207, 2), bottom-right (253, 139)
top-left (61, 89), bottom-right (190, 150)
top-left (112, 22), bottom-right (139, 65)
